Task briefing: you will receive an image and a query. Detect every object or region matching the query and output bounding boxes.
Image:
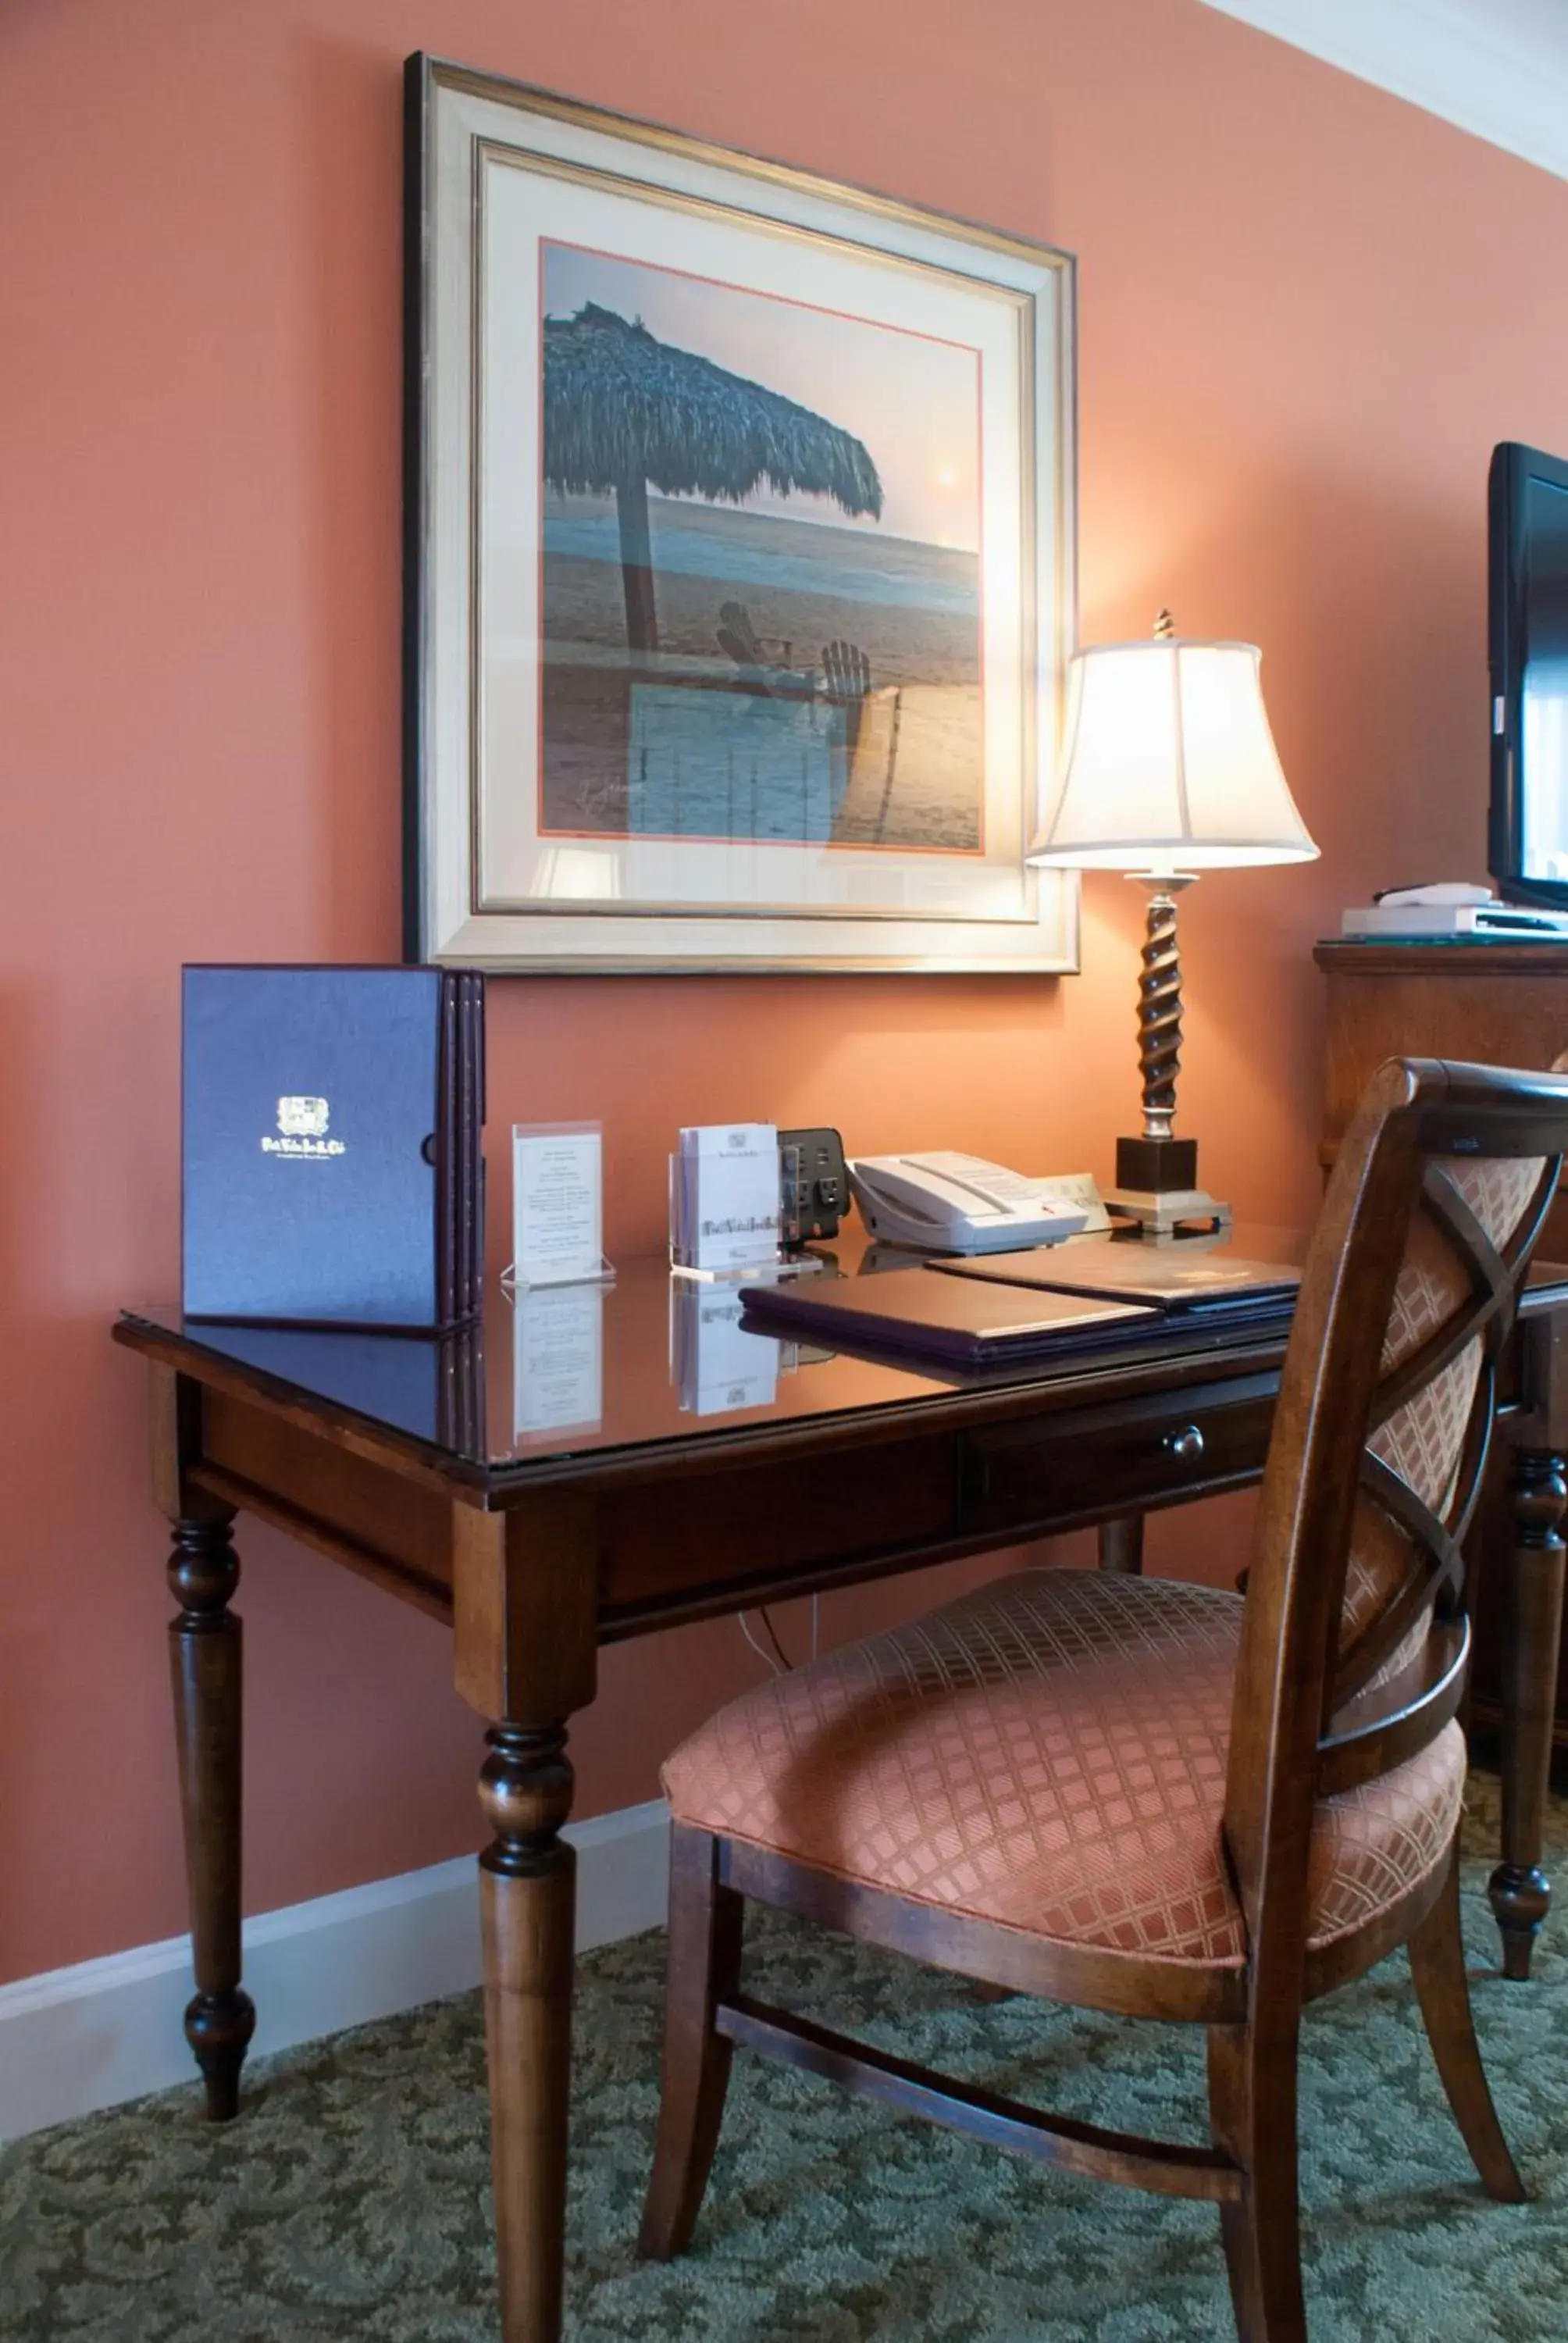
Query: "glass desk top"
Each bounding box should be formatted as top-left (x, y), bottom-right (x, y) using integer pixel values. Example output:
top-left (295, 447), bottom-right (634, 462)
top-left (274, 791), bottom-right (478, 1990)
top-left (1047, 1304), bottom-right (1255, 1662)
top-left (119, 1227), bottom-right (1328, 1480)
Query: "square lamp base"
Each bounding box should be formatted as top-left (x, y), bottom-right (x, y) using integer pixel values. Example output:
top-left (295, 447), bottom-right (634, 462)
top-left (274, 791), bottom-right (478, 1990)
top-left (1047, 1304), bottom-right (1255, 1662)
top-left (1104, 1186), bottom-right (1234, 1241)
top-left (1115, 1135), bottom-right (1198, 1193)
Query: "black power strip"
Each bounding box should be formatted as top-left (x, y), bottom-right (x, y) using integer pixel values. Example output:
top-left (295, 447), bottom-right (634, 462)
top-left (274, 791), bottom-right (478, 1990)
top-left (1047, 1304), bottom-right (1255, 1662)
top-left (779, 1127), bottom-right (850, 1246)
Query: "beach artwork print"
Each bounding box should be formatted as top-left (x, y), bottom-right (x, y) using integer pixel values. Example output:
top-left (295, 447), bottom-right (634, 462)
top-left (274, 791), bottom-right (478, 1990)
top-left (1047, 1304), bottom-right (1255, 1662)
top-left (538, 242), bottom-right (984, 854)
top-left (409, 64), bottom-right (1077, 970)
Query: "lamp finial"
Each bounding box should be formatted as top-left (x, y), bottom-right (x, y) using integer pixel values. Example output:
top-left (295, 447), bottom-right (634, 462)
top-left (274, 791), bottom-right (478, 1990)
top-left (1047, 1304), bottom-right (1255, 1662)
top-left (1153, 608), bottom-right (1175, 640)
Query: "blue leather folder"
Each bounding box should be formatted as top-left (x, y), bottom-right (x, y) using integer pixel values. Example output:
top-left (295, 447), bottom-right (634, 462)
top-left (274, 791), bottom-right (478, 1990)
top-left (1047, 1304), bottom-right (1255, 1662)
top-left (182, 965), bottom-right (483, 1330)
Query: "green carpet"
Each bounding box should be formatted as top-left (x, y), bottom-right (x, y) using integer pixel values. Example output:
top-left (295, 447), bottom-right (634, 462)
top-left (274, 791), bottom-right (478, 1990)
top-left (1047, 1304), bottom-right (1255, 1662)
top-left (3, 1775), bottom-right (1564, 2341)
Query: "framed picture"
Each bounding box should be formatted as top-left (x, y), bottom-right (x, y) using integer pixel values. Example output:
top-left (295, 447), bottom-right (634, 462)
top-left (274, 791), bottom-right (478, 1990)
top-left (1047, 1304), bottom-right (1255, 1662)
top-left (404, 55), bottom-right (1078, 973)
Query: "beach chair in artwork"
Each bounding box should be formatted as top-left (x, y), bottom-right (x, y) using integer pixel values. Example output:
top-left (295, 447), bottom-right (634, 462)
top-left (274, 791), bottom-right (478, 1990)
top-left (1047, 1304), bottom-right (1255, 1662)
top-left (715, 601), bottom-right (817, 700)
top-left (822, 638), bottom-right (902, 843)
top-left (821, 639), bottom-right (871, 755)
top-left (857, 686), bottom-right (903, 841)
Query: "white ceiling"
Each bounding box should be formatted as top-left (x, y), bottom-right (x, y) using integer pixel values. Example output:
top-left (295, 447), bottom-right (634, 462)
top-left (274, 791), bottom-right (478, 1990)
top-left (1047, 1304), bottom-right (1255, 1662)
top-left (1198, 0), bottom-right (1568, 184)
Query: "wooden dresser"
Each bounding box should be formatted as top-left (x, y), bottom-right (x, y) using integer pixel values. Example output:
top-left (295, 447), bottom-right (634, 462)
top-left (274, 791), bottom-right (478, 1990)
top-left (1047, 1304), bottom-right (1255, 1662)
top-left (1316, 938), bottom-right (1568, 1760)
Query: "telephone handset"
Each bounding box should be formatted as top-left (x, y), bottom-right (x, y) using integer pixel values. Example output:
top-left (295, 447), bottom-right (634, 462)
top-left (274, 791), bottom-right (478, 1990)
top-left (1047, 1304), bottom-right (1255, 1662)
top-left (847, 1151), bottom-right (1098, 1254)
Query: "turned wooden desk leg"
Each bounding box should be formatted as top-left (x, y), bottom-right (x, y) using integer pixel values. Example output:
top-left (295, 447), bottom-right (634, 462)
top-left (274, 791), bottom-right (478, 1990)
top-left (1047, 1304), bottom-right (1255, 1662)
top-left (1099, 1514), bottom-right (1145, 1574)
top-left (167, 1512), bottom-right (255, 2117)
top-left (479, 1722), bottom-right (577, 2343)
top-left (1488, 1447), bottom-right (1568, 1981)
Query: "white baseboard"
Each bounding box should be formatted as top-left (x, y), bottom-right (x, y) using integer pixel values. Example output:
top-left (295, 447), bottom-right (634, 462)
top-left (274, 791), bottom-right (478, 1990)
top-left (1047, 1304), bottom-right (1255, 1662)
top-left (0, 1797), bottom-right (670, 2145)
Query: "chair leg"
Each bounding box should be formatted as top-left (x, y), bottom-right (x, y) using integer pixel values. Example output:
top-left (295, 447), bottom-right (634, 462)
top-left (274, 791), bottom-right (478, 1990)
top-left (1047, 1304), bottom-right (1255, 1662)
top-left (1408, 1847), bottom-right (1526, 2203)
top-left (639, 1825), bottom-right (744, 2259)
top-left (1208, 2019), bottom-right (1308, 2343)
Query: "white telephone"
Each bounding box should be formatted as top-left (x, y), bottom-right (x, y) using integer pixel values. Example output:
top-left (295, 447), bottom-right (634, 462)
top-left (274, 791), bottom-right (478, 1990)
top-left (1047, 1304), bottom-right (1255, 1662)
top-left (847, 1153), bottom-right (1101, 1254)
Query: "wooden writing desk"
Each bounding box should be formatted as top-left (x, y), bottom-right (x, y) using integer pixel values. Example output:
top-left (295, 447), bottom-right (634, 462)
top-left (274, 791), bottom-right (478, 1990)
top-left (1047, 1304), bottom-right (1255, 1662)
top-left (113, 1235), bottom-right (1568, 2343)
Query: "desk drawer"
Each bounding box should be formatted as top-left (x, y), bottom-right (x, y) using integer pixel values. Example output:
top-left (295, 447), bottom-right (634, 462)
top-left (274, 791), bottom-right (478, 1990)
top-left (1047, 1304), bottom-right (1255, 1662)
top-left (960, 1379), bottom-right (1276, 1539)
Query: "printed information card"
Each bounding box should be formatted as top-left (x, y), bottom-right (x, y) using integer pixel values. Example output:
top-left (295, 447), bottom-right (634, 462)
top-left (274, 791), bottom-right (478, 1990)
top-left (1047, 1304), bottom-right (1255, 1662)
top-left (511, 1122), bottom-right (605, 1287)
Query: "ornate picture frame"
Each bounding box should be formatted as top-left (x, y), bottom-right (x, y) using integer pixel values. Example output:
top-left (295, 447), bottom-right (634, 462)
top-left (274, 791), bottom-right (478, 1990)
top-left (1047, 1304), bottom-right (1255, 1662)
top-left (403, 55), bottom-right (1078, 973)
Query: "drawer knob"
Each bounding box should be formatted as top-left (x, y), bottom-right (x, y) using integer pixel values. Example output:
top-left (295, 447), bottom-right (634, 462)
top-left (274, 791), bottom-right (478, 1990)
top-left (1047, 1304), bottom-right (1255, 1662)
top-left (1164, 1423), bottom-right (1205, 1463)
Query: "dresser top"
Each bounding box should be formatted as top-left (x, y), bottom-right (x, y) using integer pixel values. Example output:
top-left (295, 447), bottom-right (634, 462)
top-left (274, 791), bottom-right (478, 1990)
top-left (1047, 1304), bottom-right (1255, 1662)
top-left (1317, 938), bottom-right (1568, 974)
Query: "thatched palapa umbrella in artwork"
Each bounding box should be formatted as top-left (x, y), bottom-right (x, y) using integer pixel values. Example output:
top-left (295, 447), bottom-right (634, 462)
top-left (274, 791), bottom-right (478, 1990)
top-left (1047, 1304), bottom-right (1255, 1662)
top-left (543, 302), bottom-right (884, 656)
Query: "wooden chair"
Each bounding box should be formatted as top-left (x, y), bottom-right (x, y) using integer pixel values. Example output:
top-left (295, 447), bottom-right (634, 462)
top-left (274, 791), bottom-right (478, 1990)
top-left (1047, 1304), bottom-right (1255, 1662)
top-left (821, 638), bottom-right (904, 843)
top-left (715, 599), bottom-right (817, 700)
top-left (821, 637), bottom-right (871, 744)
top-left (639, 1057), bottom-right (1568, 2339)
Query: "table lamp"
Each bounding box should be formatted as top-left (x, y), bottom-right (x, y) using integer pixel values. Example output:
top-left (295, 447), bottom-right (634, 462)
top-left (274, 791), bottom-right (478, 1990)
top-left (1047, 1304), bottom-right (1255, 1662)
top-left (1028, 612), bottom-right (1317, 1235)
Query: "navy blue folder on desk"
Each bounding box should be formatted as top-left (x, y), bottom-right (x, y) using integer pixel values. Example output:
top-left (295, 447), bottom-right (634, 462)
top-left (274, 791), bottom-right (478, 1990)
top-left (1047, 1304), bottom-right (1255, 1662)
top-left (182, 965), bottom-right (484, 1331)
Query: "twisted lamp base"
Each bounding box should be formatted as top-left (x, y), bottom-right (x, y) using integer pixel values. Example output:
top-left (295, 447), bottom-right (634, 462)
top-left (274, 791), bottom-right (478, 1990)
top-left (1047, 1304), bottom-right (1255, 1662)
top-left (1115, 878), bottom-right (1196, 1194)
top-left (1107, 877), bottom-right (1230, 1235)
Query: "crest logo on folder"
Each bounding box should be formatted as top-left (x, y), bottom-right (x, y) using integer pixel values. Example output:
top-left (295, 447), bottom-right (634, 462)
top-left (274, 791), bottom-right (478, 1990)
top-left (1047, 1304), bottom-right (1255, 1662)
top-left (262, 1095), bottom-right (344, 1158)
top-left (277, 1096), bottom-right (330, 1137)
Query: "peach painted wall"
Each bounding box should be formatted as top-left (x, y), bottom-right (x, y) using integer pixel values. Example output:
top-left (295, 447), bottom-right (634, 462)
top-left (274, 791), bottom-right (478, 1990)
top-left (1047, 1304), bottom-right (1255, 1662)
top-left (4, 0), bottom-right (1568, 1985)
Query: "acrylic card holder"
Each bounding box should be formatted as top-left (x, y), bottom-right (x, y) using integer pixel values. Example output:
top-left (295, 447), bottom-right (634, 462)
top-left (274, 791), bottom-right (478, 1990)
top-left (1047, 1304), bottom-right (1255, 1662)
top-left (505, 1121), bottom-right (614, 1291)
top-left (668, 1122), bottom-right (825, 1282)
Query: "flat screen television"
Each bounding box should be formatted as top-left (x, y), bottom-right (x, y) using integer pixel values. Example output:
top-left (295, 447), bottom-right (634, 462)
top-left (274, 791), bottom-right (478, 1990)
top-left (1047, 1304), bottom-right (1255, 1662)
top-left (1490, 440), bottom-right (1568, 909)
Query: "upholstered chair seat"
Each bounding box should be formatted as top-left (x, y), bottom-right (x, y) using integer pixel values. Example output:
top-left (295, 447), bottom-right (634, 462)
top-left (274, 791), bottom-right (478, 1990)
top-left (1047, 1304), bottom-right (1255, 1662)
top-left (664, 1567), bottom-right (1466, 1973)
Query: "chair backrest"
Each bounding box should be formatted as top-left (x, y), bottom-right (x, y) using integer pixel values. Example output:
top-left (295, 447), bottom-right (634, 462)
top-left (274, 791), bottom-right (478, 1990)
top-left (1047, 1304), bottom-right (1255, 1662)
top-left (1223, 1056), bottom-right (1568, 1978)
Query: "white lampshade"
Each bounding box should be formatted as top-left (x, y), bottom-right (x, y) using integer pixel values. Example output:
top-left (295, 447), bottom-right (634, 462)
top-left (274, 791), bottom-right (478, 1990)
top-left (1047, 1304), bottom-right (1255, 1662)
top-left (1028, 635), bottom-right (1317, 872)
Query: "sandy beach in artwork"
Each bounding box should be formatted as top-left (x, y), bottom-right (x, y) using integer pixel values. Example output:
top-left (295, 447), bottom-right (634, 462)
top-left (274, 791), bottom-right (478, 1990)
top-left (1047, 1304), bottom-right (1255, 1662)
top-left (540, 493), bottom-right (983, 850)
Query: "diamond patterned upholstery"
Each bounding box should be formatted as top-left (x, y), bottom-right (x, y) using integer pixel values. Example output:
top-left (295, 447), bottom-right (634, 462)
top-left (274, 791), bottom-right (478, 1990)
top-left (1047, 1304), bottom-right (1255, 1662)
top-left (663, 1567), bottom-right (1466, 1970)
